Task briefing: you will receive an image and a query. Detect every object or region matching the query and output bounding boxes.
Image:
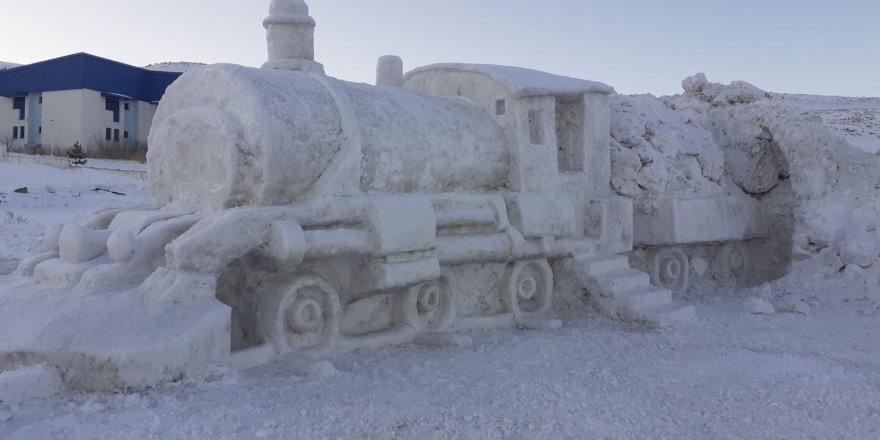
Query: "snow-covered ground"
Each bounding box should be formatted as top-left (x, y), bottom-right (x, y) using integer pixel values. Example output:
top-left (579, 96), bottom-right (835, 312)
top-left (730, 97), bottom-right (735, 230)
top-left (1, 93), bottom-right (879, 438)
top-left (0, 61), bottom-right (20, 71)
top-left (2, 153), bottom-right (146, 173)
top-left (3, 300), bottom-right (879, 439)
top-left (0, 163), bottom-right (149, 275)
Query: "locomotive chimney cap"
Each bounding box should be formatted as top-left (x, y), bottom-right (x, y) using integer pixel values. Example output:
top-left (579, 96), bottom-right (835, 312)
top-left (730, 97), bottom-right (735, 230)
top-left (262, 0), bottom-right (325, 74)
top-left (268, 0), bottom-right (310, 16)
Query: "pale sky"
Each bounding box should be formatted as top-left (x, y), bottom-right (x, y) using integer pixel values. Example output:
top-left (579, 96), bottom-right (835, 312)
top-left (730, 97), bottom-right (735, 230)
top-left (2, 0), bottom-right (878, 97)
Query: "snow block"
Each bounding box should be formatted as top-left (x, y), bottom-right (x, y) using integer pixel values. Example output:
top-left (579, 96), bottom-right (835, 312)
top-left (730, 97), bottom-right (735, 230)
top-left (634, 196), bottom-right (768, 246)
top-left (0, 365), bottom-right (63, 405)
top-left (365, 197), bottom-right (436, 255)
top-left (586, 196), bottom-right (633, 253)
top-left (58, 223), bottom-right (111, 263)
top-left (0, 291), bottom-right (230, 392)
top-left (743, 296), bottom-right (776, 315)
top-left (505, 193), bottom-right (576, 238)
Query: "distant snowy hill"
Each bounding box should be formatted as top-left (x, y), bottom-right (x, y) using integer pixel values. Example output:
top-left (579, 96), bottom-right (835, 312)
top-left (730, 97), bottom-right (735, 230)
top-left (0, 61), bottom-right (21, 70)
top-left (144, 61), bottom-right (206, 73)
top-left (769, 93), bottom-right (880, 154)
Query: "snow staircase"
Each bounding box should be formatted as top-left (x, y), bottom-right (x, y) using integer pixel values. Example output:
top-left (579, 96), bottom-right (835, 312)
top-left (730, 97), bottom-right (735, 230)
top-left (573, 253), bottom-right (696, 328)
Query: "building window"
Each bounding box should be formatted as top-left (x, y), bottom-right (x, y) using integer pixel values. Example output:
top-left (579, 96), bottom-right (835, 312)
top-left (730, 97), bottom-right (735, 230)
top-left (528, 110), bottom-right (545, 145)
top-left (38, 126), bottom-right (42, 134)
top-left (105, 98), bottom-right (120, 123)
top-left (12, 97), bottom-right (25, 120)
top-left (38, 95), bottom-right (43, 104)
top-left (106, 128), bottom-right (112, 141)
top-left (114, 129), bottom-right (120, 142)
top-left (19, 126), bottom-right (24, 139)
top-left (555, 99), bottom-right (585, 173)
top-left (124, 103), bottom-right (130, 111)
top-left (123, 131), bottom-right (129, 139)
top-left (12, 127), bottom-right (18, 139)
top-left (495, 99), bottom-right (507, 116)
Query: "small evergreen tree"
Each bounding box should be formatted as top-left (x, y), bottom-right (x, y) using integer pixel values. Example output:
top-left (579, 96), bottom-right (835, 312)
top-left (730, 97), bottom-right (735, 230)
top-left (67, 142), bottom-right (87, 166)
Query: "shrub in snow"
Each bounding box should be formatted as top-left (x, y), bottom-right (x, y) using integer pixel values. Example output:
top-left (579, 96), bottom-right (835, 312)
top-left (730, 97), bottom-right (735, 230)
top-left (67, 142), bottom-right (87, 167)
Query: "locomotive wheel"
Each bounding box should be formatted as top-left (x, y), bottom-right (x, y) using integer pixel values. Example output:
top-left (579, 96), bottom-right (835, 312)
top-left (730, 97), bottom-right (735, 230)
top-left (720, 242), bottom-right (750, 279)
top-left (411, 281), bottom-right (456, 331)
top-left (502, 259), bottom-right (554, 316)
top-left (258, 275), bottom-right (341, 352)
top-left (650, 248), bottom-right (690, 293)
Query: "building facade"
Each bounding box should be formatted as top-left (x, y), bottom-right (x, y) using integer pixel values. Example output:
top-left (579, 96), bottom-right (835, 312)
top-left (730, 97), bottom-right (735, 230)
top-left (0, 53), bottom-right (181, 151)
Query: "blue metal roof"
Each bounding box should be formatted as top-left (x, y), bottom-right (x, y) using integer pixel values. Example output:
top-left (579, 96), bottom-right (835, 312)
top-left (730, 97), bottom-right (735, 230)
top-left (0, 53), bottom-right (182, 102)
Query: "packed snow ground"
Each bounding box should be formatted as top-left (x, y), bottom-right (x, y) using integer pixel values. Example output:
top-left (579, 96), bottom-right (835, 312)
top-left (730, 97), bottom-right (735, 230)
top-left (1, 94), bottom-right (880, 438)
top-left (3, 301), bottom-right (879, 439)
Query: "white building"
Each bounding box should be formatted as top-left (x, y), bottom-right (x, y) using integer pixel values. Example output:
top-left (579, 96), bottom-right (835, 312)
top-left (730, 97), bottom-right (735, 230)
top-left (0, 53), bottom-right (181, 151)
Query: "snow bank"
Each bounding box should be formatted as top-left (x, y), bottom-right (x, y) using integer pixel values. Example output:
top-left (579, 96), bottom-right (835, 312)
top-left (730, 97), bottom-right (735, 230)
top-left (143, 62), bottom-right (206, 73)
top-left (681, 72), bottom-right (769, 106)
top-left (609, 93), bottom-right (727, 206)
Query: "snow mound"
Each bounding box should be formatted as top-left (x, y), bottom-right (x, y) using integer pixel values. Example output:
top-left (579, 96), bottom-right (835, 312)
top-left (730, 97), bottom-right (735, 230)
top-left (835, 228), bottom-right (880, 269)
top-left (743, 296), bottom-right (775, 315)
top-left (682, 72), bottom-right (769, 106)
top-left (0, 61), bottom-right (21, 71)
top-left (609, 94), bottom-right (726, 203)
top-left (144, 62), bottom-right (206, 73)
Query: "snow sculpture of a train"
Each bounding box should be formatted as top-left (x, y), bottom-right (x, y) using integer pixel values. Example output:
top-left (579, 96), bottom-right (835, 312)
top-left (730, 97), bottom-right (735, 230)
top-left (1, 0), bottom-right (695, 390)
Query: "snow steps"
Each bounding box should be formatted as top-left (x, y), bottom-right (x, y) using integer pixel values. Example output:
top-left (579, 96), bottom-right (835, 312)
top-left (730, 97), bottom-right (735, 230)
top-left (573, 253), bottom-right (696, 328)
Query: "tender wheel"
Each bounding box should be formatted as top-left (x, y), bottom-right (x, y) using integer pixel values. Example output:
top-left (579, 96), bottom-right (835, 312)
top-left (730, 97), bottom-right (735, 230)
top-left (258, 275), bottom-right (341, 352)
top-left (409, 281), bottom-right (456, 331)
top-left (502, 259), bottom-right (554, 315)
top-left (651, 248), bottom-right (690, 293)
top-left (721, 242), bottom-right (750, 279)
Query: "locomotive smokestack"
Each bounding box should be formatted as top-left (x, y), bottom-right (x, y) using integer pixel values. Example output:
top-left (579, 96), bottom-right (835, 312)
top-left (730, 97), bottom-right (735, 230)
top-left (376, 55), bottom-right (404, 87)
top-left (262, 0), bottom-right (325, 74)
